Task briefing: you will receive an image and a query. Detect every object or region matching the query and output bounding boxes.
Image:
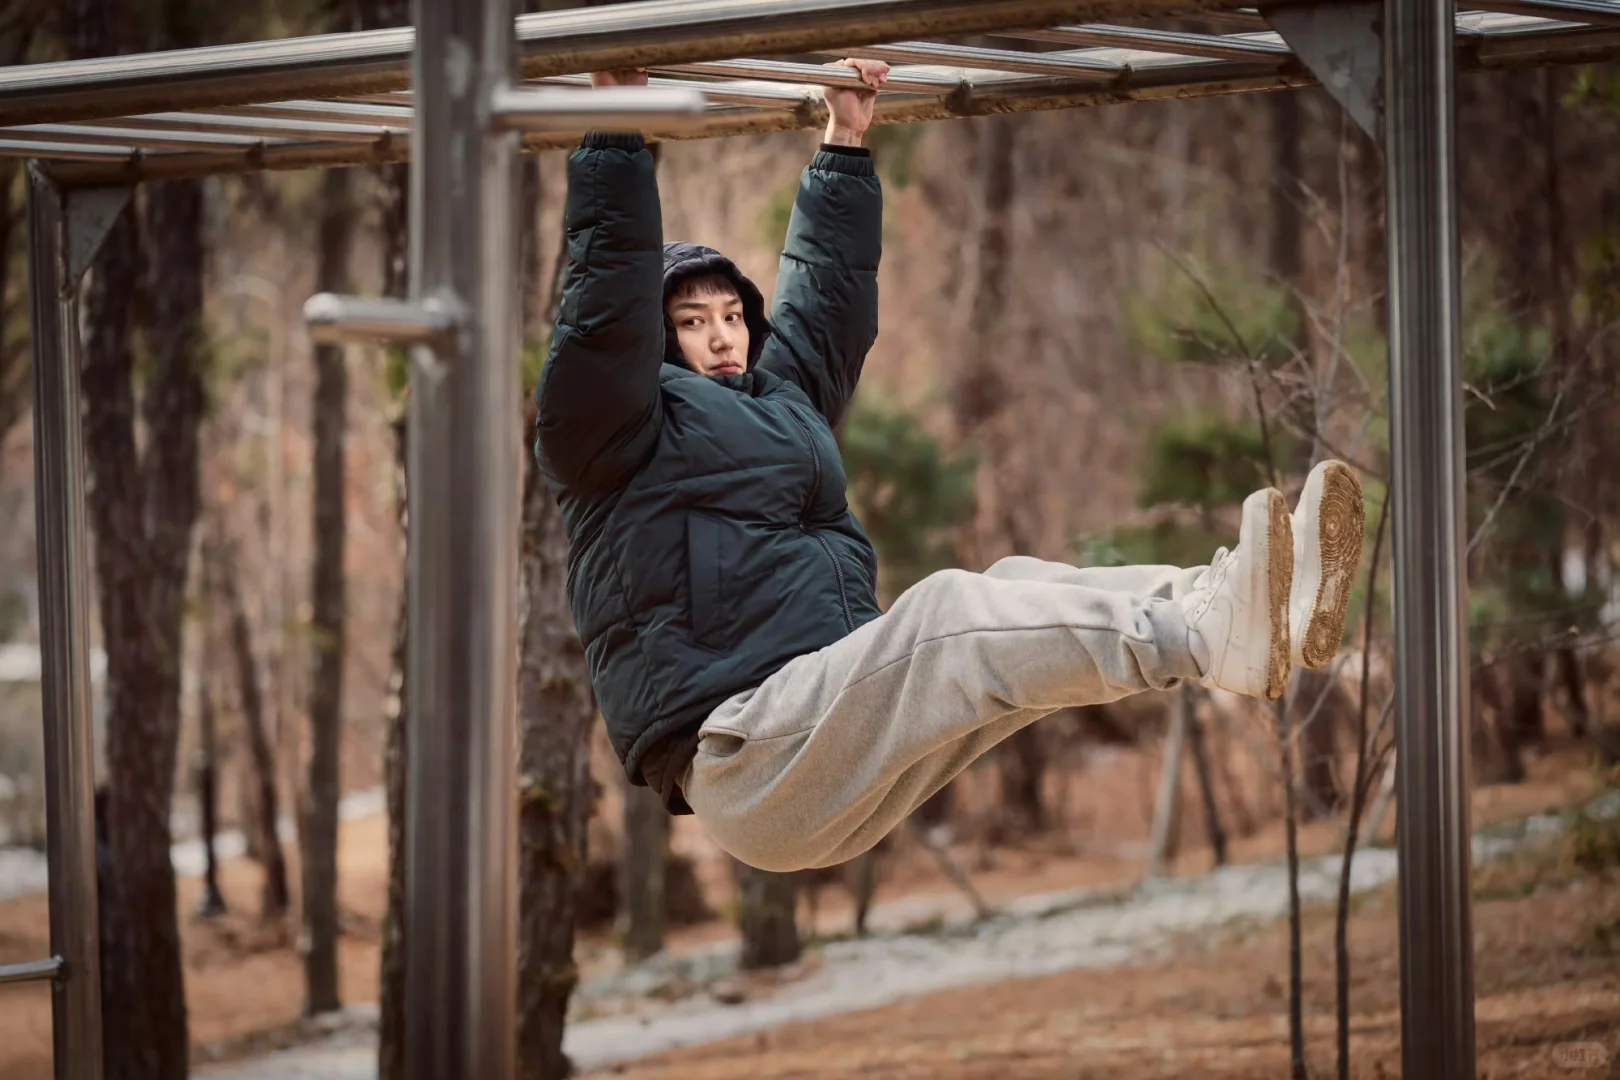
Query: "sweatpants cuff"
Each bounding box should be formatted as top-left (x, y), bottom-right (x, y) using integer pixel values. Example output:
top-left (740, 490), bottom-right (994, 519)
top-left (1146, 598), bottom-right (1203, 687)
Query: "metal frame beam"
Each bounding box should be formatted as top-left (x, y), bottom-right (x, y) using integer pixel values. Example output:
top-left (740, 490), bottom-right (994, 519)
top-left (1383, 0), bottom-right (1476, 1077)
top-left (1009, 23), bottom-right (1292, 60)
top-left (400, 0), bottom-right (519, 1076)
top-left (0, 0), bottom-right (1254, 127)
top-left (26, 162), bottom-right (113, 1080)
top-left (6, 9), bottom-right (1611, 186)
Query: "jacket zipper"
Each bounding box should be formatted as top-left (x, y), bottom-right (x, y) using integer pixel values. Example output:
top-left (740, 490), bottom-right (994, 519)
top-left (788, 409), bottom-right (856, 633)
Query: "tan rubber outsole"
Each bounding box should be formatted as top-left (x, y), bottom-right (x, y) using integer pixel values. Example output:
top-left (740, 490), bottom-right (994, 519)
top-left (1265, 489), bottom-right (1294, 701)
top-left (1300, 462), bottom-right (1365, 669)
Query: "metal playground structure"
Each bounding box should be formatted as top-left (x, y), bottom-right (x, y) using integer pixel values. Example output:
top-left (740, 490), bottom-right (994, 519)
top-left (3, 0), bottom-right (1618, 1077)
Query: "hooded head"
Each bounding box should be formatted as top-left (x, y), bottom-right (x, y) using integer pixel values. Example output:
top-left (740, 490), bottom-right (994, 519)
top-left (661, 242), bottom-right (770, 375)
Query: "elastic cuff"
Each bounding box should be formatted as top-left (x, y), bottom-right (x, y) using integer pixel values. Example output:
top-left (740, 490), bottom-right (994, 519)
top-left (1146, 598), bottom-right (1205, 687)
top-left (581, 131), bottom-right (647, 152)
top-left (819, 142), bottom-right (872, 159)
top-left (811, 147), bottom-right (877, 177)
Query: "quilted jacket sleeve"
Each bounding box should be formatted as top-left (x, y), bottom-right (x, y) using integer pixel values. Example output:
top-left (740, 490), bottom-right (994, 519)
top-left (758, 148), bottom-right (883, 430)
top-left (534, 132), bottom-right (665, 494)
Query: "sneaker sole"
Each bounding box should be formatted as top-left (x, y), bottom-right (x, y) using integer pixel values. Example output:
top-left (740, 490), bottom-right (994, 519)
top-left (1264, 488), bottom-right (1294, 700)
top-left (1295, 461), bottom-right (1365, 669)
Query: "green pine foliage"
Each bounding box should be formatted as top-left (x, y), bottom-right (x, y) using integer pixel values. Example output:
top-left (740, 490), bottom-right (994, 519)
top-left (1459, 292), bottom-right (1595, 656)
top-left (1124, 264), bottom-right (1302, 369)
top-left (841, 393), bottom-right (977, 599)
top-left (1137, 415), bottom-right (1287, 513)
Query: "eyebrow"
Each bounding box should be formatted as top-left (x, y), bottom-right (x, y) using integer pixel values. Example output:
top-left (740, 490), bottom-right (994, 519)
top-left (670, 296), bottom-right (743, 312)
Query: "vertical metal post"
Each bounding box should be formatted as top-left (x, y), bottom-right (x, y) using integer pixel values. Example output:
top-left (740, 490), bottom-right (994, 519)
top-left (402, 0), bottom-right (519, 1074)
top-left (27, 162), bottom-right (105, 1080)
top-left (1384, 0), bottom-right (1477, 1077)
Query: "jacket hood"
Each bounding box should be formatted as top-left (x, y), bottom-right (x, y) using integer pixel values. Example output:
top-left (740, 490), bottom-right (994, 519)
top-left (661, 242), bottom-right (770, 371)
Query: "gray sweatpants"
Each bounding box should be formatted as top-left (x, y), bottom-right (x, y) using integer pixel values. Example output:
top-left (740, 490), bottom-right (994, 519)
top-left (681, 555), bottom-right (1207, 872)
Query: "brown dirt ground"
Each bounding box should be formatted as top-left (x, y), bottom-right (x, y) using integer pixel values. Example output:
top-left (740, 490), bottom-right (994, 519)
top-left (0, 748), bottom-right (1609, 1079)
top-left (583, 857), bottom-right (1620, 1080)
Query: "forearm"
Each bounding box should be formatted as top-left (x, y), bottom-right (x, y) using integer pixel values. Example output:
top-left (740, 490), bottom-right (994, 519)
top-left (759, 152), bottom-right (881, 426)
top-left (538, 131), bottom-right (665, 490)
top-left (824, 118), bottom-right (866, 149)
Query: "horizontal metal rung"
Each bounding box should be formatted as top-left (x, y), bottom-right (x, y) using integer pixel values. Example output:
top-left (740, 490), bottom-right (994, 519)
top-left (1013, 25), bottom-right (1292, 62)
top-left (1466, 0), bottom-right (1620, 28)
top-left (489, 84), bottom-right (710, 133)
top-left (0, 956), bottom-right (64, 986)
top-left (542, 73), bottom-right (815, 108)
top-left (305, 293), bottom-right (459, 347)
top-left (104, 109), bottom-right (404, 143)
top-left (662, 57), bottom-right (962, 94)
top-left (0, 138), bottom-right (136, 160)
top-left (840, 41), bottom-right (1122, 80)
top-left (15, 123), bottom-right (272, 152)
top-left (212, 99), bottom-right (416, 127)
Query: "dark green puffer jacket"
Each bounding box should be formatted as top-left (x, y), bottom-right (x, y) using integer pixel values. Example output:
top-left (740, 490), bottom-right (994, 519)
top-left (534, 131), bottom-right (884, 813)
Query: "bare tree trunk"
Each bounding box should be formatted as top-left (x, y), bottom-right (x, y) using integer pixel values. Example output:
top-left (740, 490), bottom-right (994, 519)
top-left (618, 782), bottom-right (669, 963)
top-left (949, 117), bottom-right (1045, 837)
top-left (1472, 665), bottom-right (1524, 785)
top-left (1268, 92), bottom-right (1310, 1080)
top-left (1337, 484), bottom-right (1390, 1080)
top-left (76, 101), bottom-right (202, 1080)
top-left (374, 152), bottom-right (411, 1080)
top-left (1297, 667), bottom-right (1345, 820)
top-left (515, 136), bottom-right (599, 1079)
top-left (998, 724), bottom-right (1046, 837)
top-left (1147, 689), bottom-right (1190, 878)
top-left (377, 564), bottom-right (409, 1080)
top-left (1275, 699), bottom-right (1306, 1080)
top-left (516, 443), bottom-right (598, 1080)
top-left (220, 539), bottom-right (291, 920)
top-left (194, 674), bottom-right (228, 918)
top-left (301, 164), bottom-right (355, 1018)
top-left (70, 0), bottom-right (208, 1048)
top-left (1183, 692), bottom-right (1228, 866)
top-left (1502, 651), bottom-right (1546, 753)
top-left (735, 862), bottom-right (802, 970)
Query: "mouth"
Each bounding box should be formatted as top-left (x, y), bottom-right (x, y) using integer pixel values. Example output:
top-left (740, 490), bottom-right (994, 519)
top-left (712, 362), bottom-right (744, 375)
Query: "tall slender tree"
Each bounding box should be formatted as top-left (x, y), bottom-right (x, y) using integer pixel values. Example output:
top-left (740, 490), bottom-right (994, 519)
top-left (213, 526), bottom-right (292, 920)
top-left (71, 0), bottom-right (211, 1072)
top-left (358, 0), bottom-right (412, 1066)
top-left (302, 160), bottom-right (356, 1016)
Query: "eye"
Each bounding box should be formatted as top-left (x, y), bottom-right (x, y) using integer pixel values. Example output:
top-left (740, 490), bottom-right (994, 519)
top-left (725, 312), bottom-right (742, 324)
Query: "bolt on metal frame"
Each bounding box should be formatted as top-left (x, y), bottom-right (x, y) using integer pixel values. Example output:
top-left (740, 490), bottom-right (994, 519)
top-left (9, 0), bottom-right (1613, 1076)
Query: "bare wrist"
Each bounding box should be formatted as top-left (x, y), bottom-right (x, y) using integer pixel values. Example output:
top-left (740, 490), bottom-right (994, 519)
top-left (823, 121), bottom-right (864, 148)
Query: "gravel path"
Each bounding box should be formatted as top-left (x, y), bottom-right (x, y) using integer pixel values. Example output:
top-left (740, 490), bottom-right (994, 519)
top-left (194, 792), bottom-right (1615, 1080)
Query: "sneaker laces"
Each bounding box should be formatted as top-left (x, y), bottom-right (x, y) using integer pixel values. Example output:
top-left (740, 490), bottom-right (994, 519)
top-left (1185, 546), bottom-right (1237, 623)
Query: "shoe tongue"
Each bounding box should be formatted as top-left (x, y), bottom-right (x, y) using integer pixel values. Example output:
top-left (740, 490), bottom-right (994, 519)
top-left (1194, 547), bottom-right (1234, 589)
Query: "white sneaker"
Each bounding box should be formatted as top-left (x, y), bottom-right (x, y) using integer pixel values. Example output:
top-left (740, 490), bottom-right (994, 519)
top-left (1289, 460), bottom-right (1365, 669)
top-left (1181, 487), bottom-right (1294, 701)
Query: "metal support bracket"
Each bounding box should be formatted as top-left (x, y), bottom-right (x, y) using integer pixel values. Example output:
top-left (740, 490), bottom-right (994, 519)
top-left (304, 291), bottom-right (461, 350)
top-left (0, 957), bottom-right (65, 987)
top-left (64, 185), bottom-right (133, 285)
top-left (487, 83), bottom-right (708, 133)
top-left (1263, 0), bottom-right (1384, 143)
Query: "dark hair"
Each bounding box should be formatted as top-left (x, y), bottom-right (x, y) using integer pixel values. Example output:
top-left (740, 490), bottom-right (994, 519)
top-left (666, 272), bottom-right (741, 308)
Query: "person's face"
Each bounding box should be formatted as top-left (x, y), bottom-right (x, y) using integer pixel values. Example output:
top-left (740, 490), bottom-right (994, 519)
top-left (667, 286), bottom-right (749, 376)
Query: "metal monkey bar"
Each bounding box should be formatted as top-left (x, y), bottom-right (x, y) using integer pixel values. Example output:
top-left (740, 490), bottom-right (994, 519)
top-left (7, 0), bottom-right (1604, 1075)
top-left (0, 4), bottom-right (1617, 182)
